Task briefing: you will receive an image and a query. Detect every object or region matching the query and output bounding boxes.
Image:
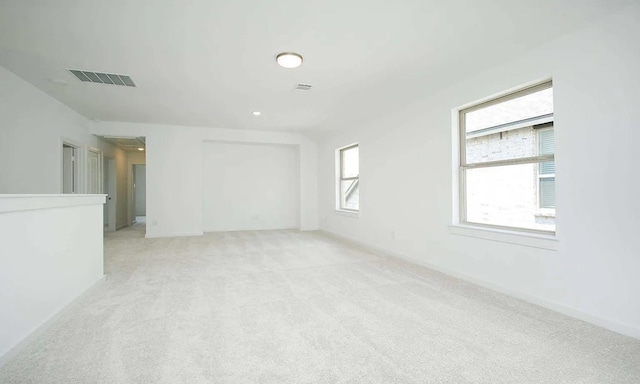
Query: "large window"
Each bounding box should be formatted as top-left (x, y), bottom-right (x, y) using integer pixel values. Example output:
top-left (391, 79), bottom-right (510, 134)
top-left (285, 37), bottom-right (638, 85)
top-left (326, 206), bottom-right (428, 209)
top-left (337, 144), bottom-right (359, 211)
top-left (458, 81), bottom-right (555, 234)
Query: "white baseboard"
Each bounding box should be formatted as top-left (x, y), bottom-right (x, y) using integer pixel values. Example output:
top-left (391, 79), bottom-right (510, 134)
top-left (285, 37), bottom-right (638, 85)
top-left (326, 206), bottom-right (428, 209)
top-left (202, 226), bottom-right (299, 233)
top-left (0, 275), bottom-right (107, 368)
top-left (320, 229), bottom-right (640, 340)
top-left (145, 231), bottom-right (204, 239)
top-left (147, 227), bottom-right (316, 238)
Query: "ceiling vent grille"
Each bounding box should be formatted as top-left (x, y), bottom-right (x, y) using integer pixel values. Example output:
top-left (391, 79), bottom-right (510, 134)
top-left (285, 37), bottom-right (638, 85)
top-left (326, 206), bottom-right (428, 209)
top-left (294, 83), bottom-right (313, 91)
top-left (69, 70), bottom-right (136, 87)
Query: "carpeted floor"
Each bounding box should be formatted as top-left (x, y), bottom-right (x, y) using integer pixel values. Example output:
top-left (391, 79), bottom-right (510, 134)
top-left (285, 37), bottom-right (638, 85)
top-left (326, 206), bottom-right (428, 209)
top-left (1, 225), bottom-right (640, 383)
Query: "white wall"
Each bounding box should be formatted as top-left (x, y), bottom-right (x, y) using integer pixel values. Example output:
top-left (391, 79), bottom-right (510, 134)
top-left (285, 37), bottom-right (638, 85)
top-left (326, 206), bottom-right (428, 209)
top-left (203, 142), bottom-right (299, 231)
top-left (0, 65), bottom-right (129, 224)
top-left (0, 195), bottom-right (105, 361)
top-left (91, 122), bottom-right (318, 238)
top-left (316, 4), bottom-right (640, 338)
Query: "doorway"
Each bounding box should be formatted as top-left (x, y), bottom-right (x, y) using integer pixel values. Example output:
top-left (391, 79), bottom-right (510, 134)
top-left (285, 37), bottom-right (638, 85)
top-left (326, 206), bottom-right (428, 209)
top-left (96, 135), bottom-right (146, 232)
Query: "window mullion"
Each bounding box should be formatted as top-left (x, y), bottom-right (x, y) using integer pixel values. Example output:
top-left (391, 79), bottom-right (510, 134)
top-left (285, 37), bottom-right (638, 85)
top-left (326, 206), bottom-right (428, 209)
top-left (461, 81), bottom-right (552, 114)
top-left (459, 110), bottom-right (467, 166)
top-left (461, 154), bottom-right (554, 170)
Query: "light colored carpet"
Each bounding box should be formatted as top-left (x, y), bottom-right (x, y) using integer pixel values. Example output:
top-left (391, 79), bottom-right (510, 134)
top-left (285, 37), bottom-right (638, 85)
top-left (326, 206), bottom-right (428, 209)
top-left (1, 226), bottom-right (639, 383)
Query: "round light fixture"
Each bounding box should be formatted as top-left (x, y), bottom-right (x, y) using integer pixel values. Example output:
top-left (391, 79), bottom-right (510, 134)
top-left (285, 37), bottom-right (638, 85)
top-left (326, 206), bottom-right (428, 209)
top-left (276, 52), bottom-right (303, 69)
top-left (252, 111), bottom-right (262, 116)
top-left (137, 147), bottom-right (144, 151)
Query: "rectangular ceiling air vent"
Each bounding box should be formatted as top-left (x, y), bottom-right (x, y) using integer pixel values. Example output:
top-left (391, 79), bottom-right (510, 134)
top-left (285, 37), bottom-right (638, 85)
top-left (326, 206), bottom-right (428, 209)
top-left (69, 70), bottom-right (136, 87)
top-left (294, 83), bottom-right (313, 91)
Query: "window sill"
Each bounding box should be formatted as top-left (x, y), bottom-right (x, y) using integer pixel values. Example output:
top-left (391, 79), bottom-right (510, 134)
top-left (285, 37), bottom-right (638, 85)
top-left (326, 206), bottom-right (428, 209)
top-left (335, 209), bottom-right (359, 218)
top-left (535, 209), bottom-right (556, 218)
top-left (449, 224), bottom-right (558, 251)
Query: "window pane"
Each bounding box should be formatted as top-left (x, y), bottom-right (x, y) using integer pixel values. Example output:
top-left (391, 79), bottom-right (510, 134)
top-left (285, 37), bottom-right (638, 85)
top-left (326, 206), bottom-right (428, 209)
top-left (538, 128), bottom-right (554, 155)
top-left (341, 146), bottom-right (359, 178)
top-left (466, 127), bottom-right (537, 164)
top-left (539, 160), bottom-right (555, 175)
top-left (465, 164), bottom-right (555, 232)
top-left (540, 177), bottom-right (556, 209)
top-left (538, 129), bottom-right (555, 174)
top-left (340, 179), bottom-right (359, 210)
top-left (465, 87), bottom-right (553, 133)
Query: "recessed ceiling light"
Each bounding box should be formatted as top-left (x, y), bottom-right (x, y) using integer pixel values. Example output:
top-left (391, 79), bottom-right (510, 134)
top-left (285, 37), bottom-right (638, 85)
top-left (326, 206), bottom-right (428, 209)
top-left (276, 52), bottom-right (303, 69)
top-left (137, 147), bottom-right (144, 151)
top-left (252, 111), bottom-right (262, 116)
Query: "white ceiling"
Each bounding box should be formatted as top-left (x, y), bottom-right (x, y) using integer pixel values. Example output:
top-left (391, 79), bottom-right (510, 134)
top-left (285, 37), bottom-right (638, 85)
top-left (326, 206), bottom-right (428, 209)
top-left (0, 0), bottom-right (633, 133)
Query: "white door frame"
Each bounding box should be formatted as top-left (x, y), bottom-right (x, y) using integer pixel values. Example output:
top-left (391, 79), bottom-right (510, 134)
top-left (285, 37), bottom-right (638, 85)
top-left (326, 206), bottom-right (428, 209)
top-left (60, 137), bottom-right (84, 194)
top-left (87, 147), bottom-right (103, 194)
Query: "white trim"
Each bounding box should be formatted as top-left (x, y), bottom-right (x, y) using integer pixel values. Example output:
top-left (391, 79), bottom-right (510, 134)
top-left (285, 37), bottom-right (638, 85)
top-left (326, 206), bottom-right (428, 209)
top-left (466, 114), bottom-right (554, 138)
top-left (145, 231), bottom-right (204, 239)
top-left (203, 226), bottom-right (298, 233)
top-left (319, 229), bottom-right (640, 340)
top-left (455, 77), bottom-right (553, 112)
top-left (0, 194), bottom-right (106, 213)
top-left (86, 147), bottom-right (103, 194)
top-left (0, 276), bottom-right (106, 367)
top-left (60, 137), bottom-right (85, 194)
top-left (454, 79), bottom-right (556, 236)
top-left (449, 224), bottom-right (558, 250)
top-left (334, 209), bottom-right (359, 218)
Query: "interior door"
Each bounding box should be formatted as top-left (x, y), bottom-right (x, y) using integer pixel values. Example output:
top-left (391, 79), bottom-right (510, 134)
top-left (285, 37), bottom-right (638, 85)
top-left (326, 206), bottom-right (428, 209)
top-left (103, 157), bottom-right (117, 232)
top-left (87, 149), bottom-right (101, 194)
top-left (62, 145), bottom-right (75, 193)
top-left (134, 165), bottom-right (146, 217)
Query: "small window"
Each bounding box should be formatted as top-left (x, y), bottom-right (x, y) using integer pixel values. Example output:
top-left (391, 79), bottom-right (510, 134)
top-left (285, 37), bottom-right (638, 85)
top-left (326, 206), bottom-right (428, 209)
top-left (337, 144), bottom-right (359, 211)
top-left (458, 81), bottom-right (555, 234)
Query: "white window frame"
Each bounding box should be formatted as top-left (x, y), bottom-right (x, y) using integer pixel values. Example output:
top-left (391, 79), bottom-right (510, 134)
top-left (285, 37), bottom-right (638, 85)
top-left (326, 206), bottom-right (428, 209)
top-left (335, 143), bottom-right (359, 214)
top-left (456, 80), bottom-right (555, 236)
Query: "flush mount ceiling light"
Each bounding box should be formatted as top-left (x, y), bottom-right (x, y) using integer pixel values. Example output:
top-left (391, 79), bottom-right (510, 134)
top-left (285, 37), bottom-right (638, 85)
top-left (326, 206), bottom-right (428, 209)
top-left (137, 147), bottom-right (144, 151)
top-left (276, 52), bottom-right (303, 69)
top-left (252, 111), bottom-right (262, 116)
